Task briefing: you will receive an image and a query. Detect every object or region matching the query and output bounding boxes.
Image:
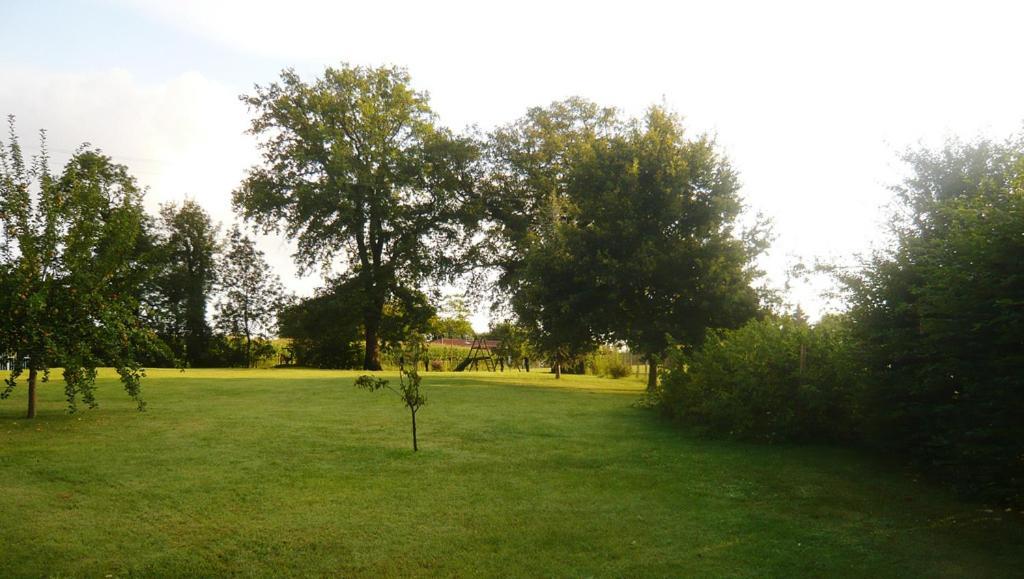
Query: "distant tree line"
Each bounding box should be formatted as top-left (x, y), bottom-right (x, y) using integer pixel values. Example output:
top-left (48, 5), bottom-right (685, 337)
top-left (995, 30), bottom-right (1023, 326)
top-left (1, 116), bottom-right (290, 419)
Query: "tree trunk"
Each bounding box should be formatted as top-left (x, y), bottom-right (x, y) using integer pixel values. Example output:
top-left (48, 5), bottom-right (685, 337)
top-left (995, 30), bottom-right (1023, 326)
top-left (363, 314), bottom-right (382, 371)
top-left (411, 409), bottom-right (419, 452)
top-left (27, 367), bottom-right (38, 419)
top-left (646, 355), bottom-right (658, 392)
top-left (554, 353), bottom-right (561, 379)
top-left (245, 332), bottom-right (252, 368)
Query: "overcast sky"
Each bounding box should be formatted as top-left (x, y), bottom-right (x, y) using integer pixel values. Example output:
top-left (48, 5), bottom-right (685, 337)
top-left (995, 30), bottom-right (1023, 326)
top-left (2, 0), bottom-right (1022, 328)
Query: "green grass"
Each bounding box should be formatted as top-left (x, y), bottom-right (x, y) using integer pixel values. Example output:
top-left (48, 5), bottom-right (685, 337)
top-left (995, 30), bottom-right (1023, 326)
top-left (1, 369), bottom-right (1022, 577)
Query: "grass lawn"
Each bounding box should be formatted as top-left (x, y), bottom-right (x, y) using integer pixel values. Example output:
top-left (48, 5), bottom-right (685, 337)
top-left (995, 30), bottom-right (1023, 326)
top-left (1, 368), bottom-right (1022, 577)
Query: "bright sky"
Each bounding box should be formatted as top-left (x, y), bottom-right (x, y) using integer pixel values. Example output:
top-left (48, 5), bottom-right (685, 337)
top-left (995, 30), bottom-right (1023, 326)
top-left (2, 0), bottom-right (1022, 329)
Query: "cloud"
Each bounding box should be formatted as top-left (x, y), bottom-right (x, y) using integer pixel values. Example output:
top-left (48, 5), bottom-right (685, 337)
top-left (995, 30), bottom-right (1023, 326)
top-left (0, 65), bottom-right (319, 296)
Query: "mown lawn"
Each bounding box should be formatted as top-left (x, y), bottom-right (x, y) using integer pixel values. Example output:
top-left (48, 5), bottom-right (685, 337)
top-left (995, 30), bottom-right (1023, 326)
top-left (1, 368), bottom-right (1022, 577)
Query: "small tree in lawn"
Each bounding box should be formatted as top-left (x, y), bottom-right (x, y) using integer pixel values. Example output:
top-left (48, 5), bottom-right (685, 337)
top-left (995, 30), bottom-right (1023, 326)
top-left (0, 117), bottom-right (164, 417)
top-left (355, 346), bottom-right (426, 451)
top-left (214, 225), bottom-right (285, 367)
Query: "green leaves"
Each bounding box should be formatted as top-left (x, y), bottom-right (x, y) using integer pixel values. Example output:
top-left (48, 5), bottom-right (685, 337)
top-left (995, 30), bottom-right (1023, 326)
top-left (235, 64), bottom-right (481, 369)
top-left (660, 314), bottom-right (862, 443)
top-left (214, 225), bottom-right (286, 368)
top-left (1, 118), bottom-right (158, 415)
top-left (355, 347), bottom-right (427, 451)
top-left (146, 200), bottom-right (219, 367)
top-left (489, 101), bottom-right (763, 385)
top-left (354, 375), bottom-right (389, 392)
top-left (843, 134), bottom-right (1024, 504)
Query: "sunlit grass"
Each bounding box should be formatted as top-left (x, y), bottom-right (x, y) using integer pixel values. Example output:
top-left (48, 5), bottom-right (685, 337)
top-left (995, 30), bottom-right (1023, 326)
top-left (1, 368), bottom-right (1021, 577)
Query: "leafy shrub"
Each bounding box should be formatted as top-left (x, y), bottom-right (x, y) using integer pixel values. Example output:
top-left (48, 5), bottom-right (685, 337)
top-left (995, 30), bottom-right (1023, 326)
top-left (841, 136), bottom-right (1024, 505)
top-left (588, 349), bottom-right (632, 379)
top-left (659, 315), bottom-right (862, 443)
top-left (203, 334), bottom-right (280, 368)
top-left (605, 359), bottom-right (632, 379)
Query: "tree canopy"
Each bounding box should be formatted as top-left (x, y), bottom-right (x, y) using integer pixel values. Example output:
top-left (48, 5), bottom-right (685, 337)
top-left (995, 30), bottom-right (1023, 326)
top-left (569, 106), bottom-right (765, 388)
top-left (234, 64), bottom-right (481, 369)
top-left (487, 100), bottom-right (765, 386)
top-left (0, 117), bottom-right (162, 417)
top-left (841, 135), bottom-right (1024, 503)
top-left (214, 225), bottom-right (286, 368)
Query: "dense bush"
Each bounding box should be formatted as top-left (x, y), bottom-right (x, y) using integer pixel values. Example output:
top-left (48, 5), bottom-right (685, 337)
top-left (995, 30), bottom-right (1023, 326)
top-left (204, 335), bottom-right (279, 368)
top-left (587, 348), bottom-right (632, 379)
top-left (660, 136), bottom-right (1024, 505)
top-left (278, 288), bottom-right (365, 369)
top-left (659, 314), bottom-right (862, 443)
top-left (841, 136), bottom-right (1024, 504)
top-left (278, 279), bottom-right (433, 369)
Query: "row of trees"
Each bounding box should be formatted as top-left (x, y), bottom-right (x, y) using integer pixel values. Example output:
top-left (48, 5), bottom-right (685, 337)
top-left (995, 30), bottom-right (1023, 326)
top-left (142, 202), bottom-right (285, 369)
top-left (658, 135), bottom-right (1024, 505)
top-left (2, 62), bottom-right (767, 415)
top-left (236, 66), bottom-right (765, 385)
top-left (0, 118), bottom-right (288, 417)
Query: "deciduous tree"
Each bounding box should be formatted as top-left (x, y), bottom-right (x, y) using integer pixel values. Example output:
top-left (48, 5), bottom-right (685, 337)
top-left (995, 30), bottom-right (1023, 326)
top-left (569, 106), bottom-right (765, 389)
top-left (488, 102), bottom-right (764, 387)
top-left (214, 225), bottom-right (286, 368)
top-left (0, 117), bottom-right (161, 417)
top-left (234, 64), bottom-right (480, 370)
top-left (149, 200), bottom-right (219, 366)
top-left (355, 348), bottom-right (426, 451)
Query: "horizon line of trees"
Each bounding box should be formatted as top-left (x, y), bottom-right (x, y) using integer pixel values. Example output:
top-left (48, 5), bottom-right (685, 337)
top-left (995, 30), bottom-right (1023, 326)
top-left (2, 62), bottom-right (768, 406)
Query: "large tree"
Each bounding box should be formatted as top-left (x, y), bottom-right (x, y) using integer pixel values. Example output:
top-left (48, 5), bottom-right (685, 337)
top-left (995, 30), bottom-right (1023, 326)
top-left (569, 107), bottom-right (765, 389)
top-left (234, 64), bottom-right (480, 370)
top-left (149, 200), bottom-right (219, 366)
top-left (0, 118), bottom-right (160, 417)
top-left (488, 101), bottom-right (763, 387)
top-left (484, 98), bottom-right (618, 372)
top-left (214, 225), bottom-right (286, 368)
